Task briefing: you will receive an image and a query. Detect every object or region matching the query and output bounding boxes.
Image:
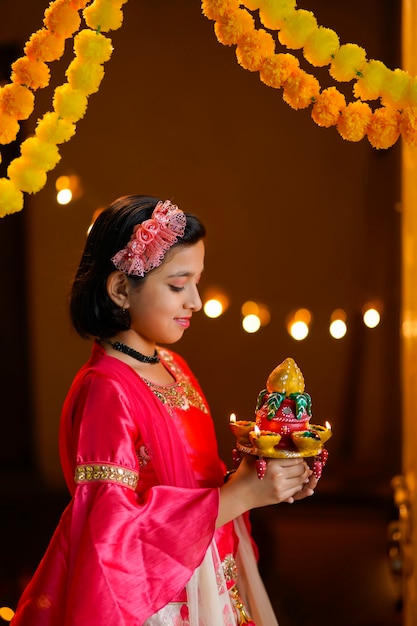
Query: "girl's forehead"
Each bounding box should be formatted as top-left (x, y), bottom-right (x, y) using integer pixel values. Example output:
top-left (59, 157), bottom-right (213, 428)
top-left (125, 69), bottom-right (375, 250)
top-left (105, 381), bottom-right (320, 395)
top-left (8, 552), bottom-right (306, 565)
top-left (159, 241), bottom-right (205, 273)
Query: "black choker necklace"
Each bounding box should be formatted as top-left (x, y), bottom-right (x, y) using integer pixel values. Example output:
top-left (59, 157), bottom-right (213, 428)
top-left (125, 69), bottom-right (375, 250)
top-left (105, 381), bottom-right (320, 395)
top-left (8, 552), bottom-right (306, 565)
top-left (102, 339), bottom-right (160, 364)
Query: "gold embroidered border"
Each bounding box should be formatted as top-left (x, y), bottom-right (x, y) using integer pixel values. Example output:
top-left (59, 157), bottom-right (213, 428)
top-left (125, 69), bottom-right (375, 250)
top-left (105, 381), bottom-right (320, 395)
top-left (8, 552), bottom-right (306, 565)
top-left (74, 463), bottom-right (138, 490)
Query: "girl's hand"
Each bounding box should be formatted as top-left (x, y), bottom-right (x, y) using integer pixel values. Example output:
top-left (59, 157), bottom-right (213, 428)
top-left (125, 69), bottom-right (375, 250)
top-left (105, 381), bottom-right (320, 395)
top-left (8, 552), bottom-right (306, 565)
top-left (217, 454), bottom-right (315, 527)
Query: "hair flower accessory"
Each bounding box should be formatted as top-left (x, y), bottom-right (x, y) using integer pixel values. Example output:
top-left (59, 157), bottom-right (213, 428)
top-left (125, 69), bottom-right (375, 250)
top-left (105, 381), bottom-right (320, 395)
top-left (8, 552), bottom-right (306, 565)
top-left (111, 200), bottom-right (186, 277)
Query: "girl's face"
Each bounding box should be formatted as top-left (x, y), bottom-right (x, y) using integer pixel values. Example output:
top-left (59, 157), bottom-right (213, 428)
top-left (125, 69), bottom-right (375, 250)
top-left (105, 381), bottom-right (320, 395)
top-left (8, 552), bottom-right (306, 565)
top-left (127, 240), bottom-right (204, 347)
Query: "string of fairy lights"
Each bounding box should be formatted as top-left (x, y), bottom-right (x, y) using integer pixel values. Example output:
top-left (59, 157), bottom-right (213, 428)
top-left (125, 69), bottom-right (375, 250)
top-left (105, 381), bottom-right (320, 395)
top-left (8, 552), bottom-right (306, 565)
top-left (203, 294), bottom-right (382, 340)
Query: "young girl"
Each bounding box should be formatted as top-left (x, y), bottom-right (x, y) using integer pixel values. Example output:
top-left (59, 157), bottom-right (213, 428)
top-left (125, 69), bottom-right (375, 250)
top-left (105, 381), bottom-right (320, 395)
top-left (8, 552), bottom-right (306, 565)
top-left (11, 195), bottom-right (317, 626)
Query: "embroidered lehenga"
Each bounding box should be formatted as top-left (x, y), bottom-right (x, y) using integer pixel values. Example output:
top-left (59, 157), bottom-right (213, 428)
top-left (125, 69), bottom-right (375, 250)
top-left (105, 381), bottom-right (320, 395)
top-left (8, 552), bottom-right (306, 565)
top-left (11, 342), bottom-right (278, 626)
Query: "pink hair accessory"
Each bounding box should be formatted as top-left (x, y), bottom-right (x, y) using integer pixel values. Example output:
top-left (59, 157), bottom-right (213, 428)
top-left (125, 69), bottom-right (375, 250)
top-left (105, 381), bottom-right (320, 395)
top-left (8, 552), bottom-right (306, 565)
top-left (111, 200), bottom-right (186, 276)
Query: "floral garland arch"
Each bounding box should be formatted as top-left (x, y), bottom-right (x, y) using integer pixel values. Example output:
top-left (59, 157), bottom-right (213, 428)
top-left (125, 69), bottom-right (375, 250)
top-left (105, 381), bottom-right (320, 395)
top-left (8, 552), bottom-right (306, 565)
top-left (0, 0), bottom-right (416, 218)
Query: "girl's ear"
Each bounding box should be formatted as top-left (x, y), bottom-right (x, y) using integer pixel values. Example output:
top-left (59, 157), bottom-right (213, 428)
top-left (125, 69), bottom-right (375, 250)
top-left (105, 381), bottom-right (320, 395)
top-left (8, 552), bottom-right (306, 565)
top-left (106, 271), bottom-right (130, 309)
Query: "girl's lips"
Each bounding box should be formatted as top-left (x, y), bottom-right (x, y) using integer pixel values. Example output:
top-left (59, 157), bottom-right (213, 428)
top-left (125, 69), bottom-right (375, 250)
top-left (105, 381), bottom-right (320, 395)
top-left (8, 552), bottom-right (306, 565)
top-left (176, 317), bottom-right (191, 328)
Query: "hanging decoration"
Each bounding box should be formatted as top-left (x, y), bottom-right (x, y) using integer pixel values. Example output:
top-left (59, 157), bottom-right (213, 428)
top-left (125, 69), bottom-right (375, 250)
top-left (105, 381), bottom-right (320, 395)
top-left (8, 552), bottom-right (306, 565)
top-left (201, 0), bottom-right (417, 150)
top-left (0, 0), bottom-right (127, 218)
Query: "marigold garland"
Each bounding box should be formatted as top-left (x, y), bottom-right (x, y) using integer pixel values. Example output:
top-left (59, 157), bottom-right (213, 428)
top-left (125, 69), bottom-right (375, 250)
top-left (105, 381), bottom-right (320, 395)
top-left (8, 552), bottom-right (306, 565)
top-left (201, 0), bottom-right (417, 149)
top-left (0, 0), bottom-right (127, 218)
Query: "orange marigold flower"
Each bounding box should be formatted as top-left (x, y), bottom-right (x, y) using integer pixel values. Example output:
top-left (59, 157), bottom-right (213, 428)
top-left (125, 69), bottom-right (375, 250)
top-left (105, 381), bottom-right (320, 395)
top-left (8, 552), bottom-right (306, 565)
top-left (329, 43), bottom-right (367, 82)
top-left (236, 29), bottom-right (275, 72)
top-left (24, 29), bottom-right (66, 62)
top-left (73, 29), bottom-right (113, 64)
top-left (201, 0), bottom-right (238, 21)
top-left (0, 112), bottom-right (19, 145)
top-left (83, 0), bottom-right (123, 32)
top-left (7, 157), bottom-right (47, 194)
top-left (259, 53), bottom-right (299, 89)
top-left (0, 179), bottom-right (24, 217)
top-left (0, 84), bottom-right (34, 120)
top-left (311, 87), bottom-right (346, 127)
top-left (66, 58), bottom-right (105, 94)
top-left (337, 101), bottom-right (372, 142)
top-left (20, 137), bottom-right (61, 171)
top-left (399, 107), bottom-right (417, 147)
top-left (353, 59), bottom-right (388, 101)
top-left (11, 57), bottom-right (50, 90)
top-left (36, 112), bottom-right (76, 144)
top-left (282, 69), bottom-right (320, 110)
top-left (303, 27), bottom-right (340, 67)
top-left (278, 9), bottom-right (317, 50)
top-left (367, 107), bottom-right (400, 149)
top-left (259, 0), bottom-right (296, 30)
top-left (44, 0), bottom-right (81, 37)
top-left (53, 84), bottom-right (88, 122)
top-left (214, 8), bottom-right (254, 47)
top-left (69, 0), bottom-right (89, 9)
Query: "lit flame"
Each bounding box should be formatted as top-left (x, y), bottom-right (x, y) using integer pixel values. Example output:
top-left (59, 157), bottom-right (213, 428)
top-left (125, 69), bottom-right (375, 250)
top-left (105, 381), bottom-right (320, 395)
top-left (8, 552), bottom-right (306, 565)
top-left (254, 424), bottom-right (261, 436)
top-left (229, 413), bottom-right (237, 423)
top-left (325, 421), bottom-right (332, 430)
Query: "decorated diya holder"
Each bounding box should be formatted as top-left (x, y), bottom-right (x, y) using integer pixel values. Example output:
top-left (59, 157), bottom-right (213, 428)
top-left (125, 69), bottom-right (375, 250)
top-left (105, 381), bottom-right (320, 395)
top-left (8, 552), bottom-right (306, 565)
top-left (229, 358), bottom-right (332, 480)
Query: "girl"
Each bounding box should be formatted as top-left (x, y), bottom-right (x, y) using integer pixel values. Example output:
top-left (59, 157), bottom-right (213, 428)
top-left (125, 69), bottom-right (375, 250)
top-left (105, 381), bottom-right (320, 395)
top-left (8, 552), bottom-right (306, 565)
top-left (12, 195), bottom-right (317, 626)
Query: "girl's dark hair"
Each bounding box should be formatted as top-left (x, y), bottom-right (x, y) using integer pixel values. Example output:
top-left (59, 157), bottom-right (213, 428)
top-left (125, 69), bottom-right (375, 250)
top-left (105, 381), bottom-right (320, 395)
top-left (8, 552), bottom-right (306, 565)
top-left (70, 195), bottom-right (206, 339)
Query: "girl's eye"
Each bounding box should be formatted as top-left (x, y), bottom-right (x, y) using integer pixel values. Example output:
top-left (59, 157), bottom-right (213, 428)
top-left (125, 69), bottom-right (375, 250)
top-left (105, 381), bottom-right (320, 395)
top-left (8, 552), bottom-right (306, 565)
top-left (169, 285), bottom-right (184, 293)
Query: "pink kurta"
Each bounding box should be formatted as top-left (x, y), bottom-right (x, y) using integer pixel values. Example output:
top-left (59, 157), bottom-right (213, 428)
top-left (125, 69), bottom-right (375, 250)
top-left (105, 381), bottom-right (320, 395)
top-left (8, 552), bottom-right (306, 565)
top-left (11, 342), bottom-right (254, 625)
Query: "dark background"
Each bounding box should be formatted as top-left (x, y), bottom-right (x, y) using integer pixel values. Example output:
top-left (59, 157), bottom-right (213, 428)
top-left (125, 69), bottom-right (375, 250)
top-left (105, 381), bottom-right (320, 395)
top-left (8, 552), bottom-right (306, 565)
top-left (0, 2), bottom-right (404, 624)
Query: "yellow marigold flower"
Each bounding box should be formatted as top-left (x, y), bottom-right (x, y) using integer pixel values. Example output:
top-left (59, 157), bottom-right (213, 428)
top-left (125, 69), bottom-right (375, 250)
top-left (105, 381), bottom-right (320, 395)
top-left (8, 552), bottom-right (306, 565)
top-left (83, 0), bottom-right (123, 33)
top-left (11, 57), bottom-right (50, 90)
top-left (36, 111), bottom-right (76, 144)
top-left (278, 10), bottom-right (317, 50)
top-left (24, 29), bottom-right (66, 62)
top-left (0, 179), bottom-right (24, 217)
top-left (259, 53), bottom-right (299, 88)
top-left (282, 69), bottom-right (320, 110)
top-left (367, 107), bottom-right (400, 149)
top-left (0, 84), bottom-right (34, 120)
top-left (259, 0), bottom-right (296, 30)
top-left (329, 43), bottom-right (367, 82)
top-left (311, 87), bottom-right (346, 127)
top-left (74, 29), bottom-right (113, 63)
top-left (337, 101), bottom-right (372, 142)
top-left (7, 157), bottom-right (47, 194)
top-left (303, 27), bottom-right (340, 67)
top-left (44, 0), bottom-right (81, 37)
top-left (66, 58), bottom-right (105, 95)
top-left (201, 0), bottom-right (238, 21)
top-left (399, 107), bottom-right (417, 147)
top-left (53, 84), bottom-right (88, 122)
top-left (353, 59), bottom-right (389, 101)
top-left (0, 112), bottom-right (19, 144)
top-left (381, 68), bottom-right (411, 109)
top-left (214, 9), bottom-right (254, 47)
top-left (20, 137), bottom-right (61, 171)
top-left (236, 29), bottom-right (275, 72)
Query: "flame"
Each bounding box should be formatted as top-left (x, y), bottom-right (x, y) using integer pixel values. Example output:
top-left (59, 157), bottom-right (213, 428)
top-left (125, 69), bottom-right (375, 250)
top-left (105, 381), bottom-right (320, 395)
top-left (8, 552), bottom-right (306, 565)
top-left (254, 424), bottom-right (261, 436)
top-left (325, 421), bottom-right (332, 430)
top-left (229, 413), bottom-right (237, 423)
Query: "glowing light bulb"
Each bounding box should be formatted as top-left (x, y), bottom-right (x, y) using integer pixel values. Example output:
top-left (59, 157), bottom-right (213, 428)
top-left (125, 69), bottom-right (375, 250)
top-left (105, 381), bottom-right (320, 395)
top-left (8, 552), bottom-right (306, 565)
top-left (363, 307), bottom-right (381, 328)
top-left (242, 314), bottom-right (261, 333)
top-left (57, 188), bottom-right (72, 205)
top-left (204, 298), bottom-right (223, 318)
top-left (289, 320), bottom-right (309, 341)
top-left (0, 607), bottom-right (15, 621)
top-left (286, 308), bottom-right (312, 340)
